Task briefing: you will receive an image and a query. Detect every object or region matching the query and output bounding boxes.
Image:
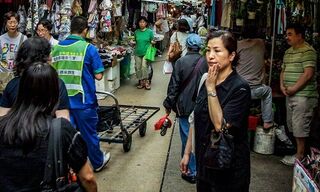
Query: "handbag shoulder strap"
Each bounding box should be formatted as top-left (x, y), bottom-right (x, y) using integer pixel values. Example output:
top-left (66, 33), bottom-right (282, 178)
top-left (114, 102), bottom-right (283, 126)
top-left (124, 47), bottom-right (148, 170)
top-left (179, 56), bottom-right (203, 93)
top-left (197, 72), bottom-right (208, 96)
top-left (41, 118), bottom-right (64, 188)
top-left (18, 33), bottom-right (24, 47)
top-left (175, 32), bottom-right (179, 44)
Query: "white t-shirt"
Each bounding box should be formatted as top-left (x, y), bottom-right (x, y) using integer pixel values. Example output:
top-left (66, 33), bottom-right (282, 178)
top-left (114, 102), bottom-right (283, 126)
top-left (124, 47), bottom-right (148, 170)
top-left (161, 19), bottom-right (170, 33)
top-left (49, 36), bottom-right (59, 47)
top-left (170, 31), bottom-right (189, 57)
top-left (0, 32), bottom-right (27, 70)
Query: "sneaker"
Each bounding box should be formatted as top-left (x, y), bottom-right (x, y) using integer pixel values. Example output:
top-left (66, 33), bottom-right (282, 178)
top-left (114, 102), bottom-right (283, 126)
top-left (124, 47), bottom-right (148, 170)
top-left (275, 125), bottom-right (293, 146)
top-left (94, 152), bottom-right (111, 172)
top-left (280, 155), bottom-right (296, 166)
top-left (181, 174), bottom-right (196, 184)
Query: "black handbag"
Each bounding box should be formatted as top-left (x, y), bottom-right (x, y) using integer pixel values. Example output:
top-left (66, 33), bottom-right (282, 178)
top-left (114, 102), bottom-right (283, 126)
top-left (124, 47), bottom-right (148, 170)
top-left (203, 121), bottom-right (234, 170)
top-left (41, 118), bottom-right (83, 192)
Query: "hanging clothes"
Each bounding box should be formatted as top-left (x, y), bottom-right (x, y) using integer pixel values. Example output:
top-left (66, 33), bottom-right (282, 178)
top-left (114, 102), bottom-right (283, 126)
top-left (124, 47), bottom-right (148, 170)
top-left (216, 0), bottom-right (222, 26)
top-left (210, 0), bottom-right (216, 26)
top-left (276, 0), bottom-right (286, 35)
top-left (221, 0), bottom-right (231, 28)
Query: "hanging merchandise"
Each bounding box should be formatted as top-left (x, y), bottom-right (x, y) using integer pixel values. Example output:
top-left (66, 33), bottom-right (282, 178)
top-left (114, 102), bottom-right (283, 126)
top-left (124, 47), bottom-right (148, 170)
top-left (39, 2), bottom-right (50, 20)
top-left (59, 0), bottom-right (72, 41)
top-left (276, 0), bottom-right (286, 35)
top-left (26, 0), bottom-right (39, 35)
top-left (17, 5), bottom-right (27, 34)
top-left (72, 0), bottom-right (83, 16)
top-left (266, 1), bottom-right (272, 35)
top-left (221, 0), bottom-right (232, 28)
top-left (146, 2), bottom-right (158, 13)
top-left (141, 3), bottom-right (148, 18)
top-left (210, 0), bottom-right (216, 27)
top-left (113, 0), bottom-right (123, 17)
top-left (87, 0), bottom-right (99, 39)
top-left (51, 1), bottom-right (61, 36)
top-left (99, 0), bottom-right (113, 33)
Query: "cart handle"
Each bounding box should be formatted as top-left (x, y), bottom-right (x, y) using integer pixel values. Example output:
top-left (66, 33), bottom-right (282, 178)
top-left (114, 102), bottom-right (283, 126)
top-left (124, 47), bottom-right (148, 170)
top-left (96, 91), bottom-right (119, 106)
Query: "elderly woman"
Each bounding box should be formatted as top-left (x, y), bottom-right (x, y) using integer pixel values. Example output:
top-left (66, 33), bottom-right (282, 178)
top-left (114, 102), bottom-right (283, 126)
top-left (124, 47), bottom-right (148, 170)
top-left (0, 37), bottom-right (70, 120)
top-left (180, 30), bottom-right (251, 191)
top-left (0, 11), bottom-right (27, 70)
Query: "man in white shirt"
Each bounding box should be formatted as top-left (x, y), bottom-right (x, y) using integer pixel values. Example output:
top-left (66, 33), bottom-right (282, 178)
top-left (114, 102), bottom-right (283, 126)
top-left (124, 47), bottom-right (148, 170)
top-left (36, 19), bottom-right (59, 47)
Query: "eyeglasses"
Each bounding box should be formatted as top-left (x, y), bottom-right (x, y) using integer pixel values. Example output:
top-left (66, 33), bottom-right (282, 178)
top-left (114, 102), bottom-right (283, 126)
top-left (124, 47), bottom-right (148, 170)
top-left (37, 28), bottom-right (48, 33)
top-left (7, 21), bottom-right (18, 25)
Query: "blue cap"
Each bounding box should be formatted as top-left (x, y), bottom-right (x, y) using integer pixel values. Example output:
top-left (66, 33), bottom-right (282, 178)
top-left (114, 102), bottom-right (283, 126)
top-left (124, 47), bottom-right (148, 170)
top-left (186, 33), bottom-right (203, 50)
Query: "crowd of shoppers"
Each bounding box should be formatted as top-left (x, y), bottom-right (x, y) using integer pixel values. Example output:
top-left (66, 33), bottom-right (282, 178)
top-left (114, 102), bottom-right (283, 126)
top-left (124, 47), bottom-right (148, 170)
top-left (0, 4), bottom-right (318, 192)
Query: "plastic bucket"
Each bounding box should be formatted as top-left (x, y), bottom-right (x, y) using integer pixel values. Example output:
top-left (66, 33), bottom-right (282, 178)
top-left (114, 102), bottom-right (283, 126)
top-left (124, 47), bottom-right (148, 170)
top-left (253, 126), bottom-right (275, 155)
top-left (248, 115), bottom-right (259, 131)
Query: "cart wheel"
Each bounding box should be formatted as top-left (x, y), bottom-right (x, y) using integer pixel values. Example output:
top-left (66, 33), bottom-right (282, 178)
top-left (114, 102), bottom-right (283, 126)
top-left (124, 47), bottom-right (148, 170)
top-left (139, 121), bottom-right (147, 137)
top-left (123, 134), bottom-right (132, 152)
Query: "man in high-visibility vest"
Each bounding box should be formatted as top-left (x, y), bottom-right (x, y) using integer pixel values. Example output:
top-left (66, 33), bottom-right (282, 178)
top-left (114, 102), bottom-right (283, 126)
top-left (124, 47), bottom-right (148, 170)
top-left (52, 16), bottom-right (110, 172)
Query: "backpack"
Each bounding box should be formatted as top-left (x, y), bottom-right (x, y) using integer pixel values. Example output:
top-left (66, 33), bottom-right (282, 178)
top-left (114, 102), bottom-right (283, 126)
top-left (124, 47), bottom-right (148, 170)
top-left (168, 32), bottom-right (182, 62)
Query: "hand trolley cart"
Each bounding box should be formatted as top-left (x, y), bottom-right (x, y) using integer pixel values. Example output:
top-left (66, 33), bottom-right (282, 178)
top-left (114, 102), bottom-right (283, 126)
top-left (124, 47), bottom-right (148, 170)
top-left (96, 91), bottom-right (160, 152)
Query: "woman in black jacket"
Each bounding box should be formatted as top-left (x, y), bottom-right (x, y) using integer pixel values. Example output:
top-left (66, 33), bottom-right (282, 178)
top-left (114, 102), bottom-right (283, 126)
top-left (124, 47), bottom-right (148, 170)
top-left (180, 30), bottom-right (251, 192)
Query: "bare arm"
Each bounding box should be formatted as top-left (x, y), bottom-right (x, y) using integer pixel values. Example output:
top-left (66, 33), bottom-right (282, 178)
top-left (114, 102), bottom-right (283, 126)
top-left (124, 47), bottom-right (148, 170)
top-left (180, 121), bottom-right (193, 175)
top-left (286, 67), bottom-right (315, 96)
top-left (280, 69), bottom-right (288, 96)
top-left (95, 73), bottom-right (103, 81)
top-left (55, 109), bottom-right (70, 121)
top-left (206, 65), bottom-right (223, 131)
top-left (0, 107), bottom-right (10, 116)
top-left (78, 160), bottom-right (98, 192)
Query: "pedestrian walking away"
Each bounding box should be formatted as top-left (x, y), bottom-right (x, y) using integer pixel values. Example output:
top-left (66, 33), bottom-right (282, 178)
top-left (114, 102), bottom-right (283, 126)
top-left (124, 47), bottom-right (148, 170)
top-left (164, 33), bottom-right (207, 184)
top-left (52, 16), bottom-right (111, 172)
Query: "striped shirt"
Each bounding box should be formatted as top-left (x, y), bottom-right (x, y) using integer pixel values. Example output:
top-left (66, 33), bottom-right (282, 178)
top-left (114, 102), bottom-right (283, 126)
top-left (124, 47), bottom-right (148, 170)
top-left (282, 42), bottom-right (318, 97)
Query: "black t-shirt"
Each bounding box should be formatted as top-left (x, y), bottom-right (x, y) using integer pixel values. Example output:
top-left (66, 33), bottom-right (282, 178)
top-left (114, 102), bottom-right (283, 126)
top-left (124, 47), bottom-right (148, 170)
top-left (0, 77), bottom-right (70, 110)
top-left (194, 71), bottom-right (251, 189)
top-left (0, 118), bottom-right (88, 192)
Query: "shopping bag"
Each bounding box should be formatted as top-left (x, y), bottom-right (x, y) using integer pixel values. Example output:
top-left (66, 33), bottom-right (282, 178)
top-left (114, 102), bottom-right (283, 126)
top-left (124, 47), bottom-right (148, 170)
top-left (163, 60), bottom-right (173, 74)
top-left (0, 63), bottom-right (14, 93)
top-left (144, 45), bottom-right (157, 62)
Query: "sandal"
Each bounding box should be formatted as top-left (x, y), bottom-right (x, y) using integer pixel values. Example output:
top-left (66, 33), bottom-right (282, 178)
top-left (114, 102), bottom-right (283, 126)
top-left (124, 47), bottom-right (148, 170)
top-left (263, 123), bottom-right (277, 131)
top-left (145, 80), bottom-right (151, 90)
top-left (137, 80), bottom-right (145, 89)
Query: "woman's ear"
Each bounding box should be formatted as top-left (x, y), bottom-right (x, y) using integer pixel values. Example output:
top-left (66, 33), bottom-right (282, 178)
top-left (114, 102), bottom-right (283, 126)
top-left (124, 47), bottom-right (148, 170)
top-left (229, 51), bottom-right (236, 62)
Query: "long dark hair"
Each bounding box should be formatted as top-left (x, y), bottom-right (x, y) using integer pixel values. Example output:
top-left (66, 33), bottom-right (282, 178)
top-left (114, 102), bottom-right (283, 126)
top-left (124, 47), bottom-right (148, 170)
top-left (15, 36), bottom-right (51, 76)
top-left (0, 62), bottom-right (59, 146)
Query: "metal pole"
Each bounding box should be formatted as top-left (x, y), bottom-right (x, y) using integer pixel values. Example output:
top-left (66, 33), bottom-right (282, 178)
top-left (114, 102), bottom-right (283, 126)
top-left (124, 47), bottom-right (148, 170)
top-left (268, 0), bottom-right (277, 86)
top-left (31, 0), bottom-right (34, 36)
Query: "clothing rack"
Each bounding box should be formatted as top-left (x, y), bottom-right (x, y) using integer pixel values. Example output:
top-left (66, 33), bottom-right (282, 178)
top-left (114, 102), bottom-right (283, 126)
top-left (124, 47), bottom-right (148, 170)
top-left (141, 0), bottom-right (168, 4)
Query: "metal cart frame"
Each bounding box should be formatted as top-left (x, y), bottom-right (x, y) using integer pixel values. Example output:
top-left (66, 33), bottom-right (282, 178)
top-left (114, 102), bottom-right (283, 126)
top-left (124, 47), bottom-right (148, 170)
top-left (96, 91), bottom-right (160, 152)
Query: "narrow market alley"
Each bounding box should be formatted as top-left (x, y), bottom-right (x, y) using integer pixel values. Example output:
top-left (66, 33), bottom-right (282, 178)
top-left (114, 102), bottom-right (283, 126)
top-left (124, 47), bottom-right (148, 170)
top-left (95, 56), bottom-right (293, 192)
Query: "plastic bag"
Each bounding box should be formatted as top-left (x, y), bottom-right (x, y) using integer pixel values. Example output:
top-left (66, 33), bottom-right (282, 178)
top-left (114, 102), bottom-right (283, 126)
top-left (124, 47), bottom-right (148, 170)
top-left (144, 45), bottom-right (157, 62)
top-left (163, 60), bottom-right (173, 74)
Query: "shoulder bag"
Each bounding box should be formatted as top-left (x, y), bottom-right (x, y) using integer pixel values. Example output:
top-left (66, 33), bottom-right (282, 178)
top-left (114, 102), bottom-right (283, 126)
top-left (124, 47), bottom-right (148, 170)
top-left (168, 32), bottom-right (182, 62)
top-left (191, 73), bottom-right (234, 170)
top-left (41, 118), bottom-right (83, 192)
top-left (173, 57), bottom-right (203, 115)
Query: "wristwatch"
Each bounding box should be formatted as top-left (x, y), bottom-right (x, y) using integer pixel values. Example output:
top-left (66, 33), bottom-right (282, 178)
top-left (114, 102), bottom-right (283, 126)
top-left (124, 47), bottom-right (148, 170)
top-left (207, 92), bottom-right (217, 97)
